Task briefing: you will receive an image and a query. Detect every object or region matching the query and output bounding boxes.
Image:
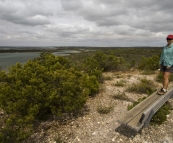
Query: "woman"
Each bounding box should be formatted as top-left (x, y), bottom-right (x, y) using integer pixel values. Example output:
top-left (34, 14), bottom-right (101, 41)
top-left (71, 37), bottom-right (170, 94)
top-left (158, 34), bottom-right (173, 95)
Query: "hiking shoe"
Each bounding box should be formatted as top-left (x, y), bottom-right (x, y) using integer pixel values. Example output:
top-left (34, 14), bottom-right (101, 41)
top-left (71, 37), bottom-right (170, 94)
top-left (157, 88), bottom-right (167, 95)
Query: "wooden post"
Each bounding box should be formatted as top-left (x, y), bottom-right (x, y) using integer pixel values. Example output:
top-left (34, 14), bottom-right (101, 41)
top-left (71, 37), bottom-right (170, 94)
top-left (143, 109), bottom-right (154, 128)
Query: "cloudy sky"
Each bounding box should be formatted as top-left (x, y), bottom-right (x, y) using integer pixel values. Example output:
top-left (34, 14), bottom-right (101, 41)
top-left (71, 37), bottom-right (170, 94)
top-left (0, 0), bottom-right (173, 47)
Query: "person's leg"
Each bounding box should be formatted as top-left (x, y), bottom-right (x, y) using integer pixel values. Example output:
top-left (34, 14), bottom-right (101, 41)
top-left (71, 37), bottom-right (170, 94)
top-left (158, 64), bottom-right (172, 95)
top-left (158, 71), bottom-right (170, 95)
top-left (163, 72), bottom-right (171, 90)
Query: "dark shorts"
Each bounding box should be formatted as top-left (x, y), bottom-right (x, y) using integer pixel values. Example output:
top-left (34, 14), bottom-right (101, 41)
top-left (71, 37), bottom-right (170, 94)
top-left (160, 64), bottom-right (173, 73)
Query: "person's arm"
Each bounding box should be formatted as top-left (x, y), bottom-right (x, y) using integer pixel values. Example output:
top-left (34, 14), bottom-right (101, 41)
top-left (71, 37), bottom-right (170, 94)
top-left (166, 45), bottom-right (173, 68)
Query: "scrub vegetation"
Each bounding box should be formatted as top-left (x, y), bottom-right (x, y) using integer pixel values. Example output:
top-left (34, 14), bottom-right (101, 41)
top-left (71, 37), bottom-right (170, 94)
top-left (0, 47), bottom-right (171, 142)
top-left (127, 78), bottom-right (156, 95)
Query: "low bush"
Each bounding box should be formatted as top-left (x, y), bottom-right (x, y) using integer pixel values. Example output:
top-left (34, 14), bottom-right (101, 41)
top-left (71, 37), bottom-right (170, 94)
top-left (150, 102), bottom-right (171, 125)
top-left (113, 79), bottom-right (126, 87)
top-left (113, 91), bottom-right (129, 101)
top-left (127, 78), bottom-right (156, 95)
top-left (83, 51), bottom-right (127, 82)
top-left (0, 53), bottom-right (99, 142)
top-left (83, 57), bottom-right (103, 83)
top-left (97, 105), bottom-right (113, 114)
top-left (138, 55), bottom-right (160, 71)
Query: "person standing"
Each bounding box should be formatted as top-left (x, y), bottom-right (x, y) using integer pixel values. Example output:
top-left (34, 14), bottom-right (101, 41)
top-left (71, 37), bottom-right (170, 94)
top-left (158, 34), bottom-right (173, 95)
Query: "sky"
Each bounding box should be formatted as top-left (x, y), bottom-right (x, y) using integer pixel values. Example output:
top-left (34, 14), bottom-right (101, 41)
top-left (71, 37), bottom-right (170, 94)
top-left (0, 0), bottom-right (173, 47)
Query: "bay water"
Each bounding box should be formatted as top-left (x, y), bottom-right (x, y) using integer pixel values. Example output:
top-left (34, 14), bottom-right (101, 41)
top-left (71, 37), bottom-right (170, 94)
top-left (0, 50), bottom-right (81, 71)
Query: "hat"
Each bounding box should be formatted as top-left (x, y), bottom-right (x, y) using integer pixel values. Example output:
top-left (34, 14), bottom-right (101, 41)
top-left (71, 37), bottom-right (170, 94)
top-left (167, 35), bottom-right (173, 39)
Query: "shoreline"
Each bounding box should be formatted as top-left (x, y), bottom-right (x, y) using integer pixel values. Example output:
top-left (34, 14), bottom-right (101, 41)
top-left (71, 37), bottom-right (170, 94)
top-left (0, 46), bottom-right (163, 53)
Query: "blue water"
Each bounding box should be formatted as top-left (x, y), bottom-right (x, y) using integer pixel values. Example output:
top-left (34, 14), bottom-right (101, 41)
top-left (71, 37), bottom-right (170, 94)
top-left (0, 50), bottom-right (81, 71)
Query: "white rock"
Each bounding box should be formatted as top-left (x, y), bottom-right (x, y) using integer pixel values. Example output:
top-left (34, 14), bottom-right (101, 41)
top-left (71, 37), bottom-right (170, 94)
top-left (112, 137), bottom-right (115, 141)
top-left (74, 136), bottom-right (81, 141)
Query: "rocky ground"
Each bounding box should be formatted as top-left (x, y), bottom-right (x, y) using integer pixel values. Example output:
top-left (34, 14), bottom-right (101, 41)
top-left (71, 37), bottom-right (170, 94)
top-left (25, 70), bottom-right (173, 143)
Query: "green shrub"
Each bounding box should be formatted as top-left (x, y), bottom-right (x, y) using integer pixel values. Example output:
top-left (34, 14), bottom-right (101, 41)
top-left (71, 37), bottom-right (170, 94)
top-left (92, 52), bottom-right (107, 70)
top-left (0, 53), bottom-right (99, 142)
top-left (83, 51), bottom-right (128, 83)
top-left (97, 105), bottom-right (113, 114)
top-left (113, 79), bottom-right (126, 87)
top-left (83, 57), bottom-right (103, 83)
top-left (150, 102), bottom-right (171, 125)
top-left (113, 91), bottom-right (129, 101)
top-left (127, 78), bottom-right (156, 95)
top-left (84, 51), bottom-right (126, 73)
top-left (138, 55), bottom-right (160, 71)
top-left (92, 51), bottom-right (124, 71)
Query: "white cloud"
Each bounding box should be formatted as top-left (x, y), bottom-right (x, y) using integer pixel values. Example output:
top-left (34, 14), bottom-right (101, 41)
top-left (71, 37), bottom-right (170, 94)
top-left (0, 0), bottom-right (173, 46)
